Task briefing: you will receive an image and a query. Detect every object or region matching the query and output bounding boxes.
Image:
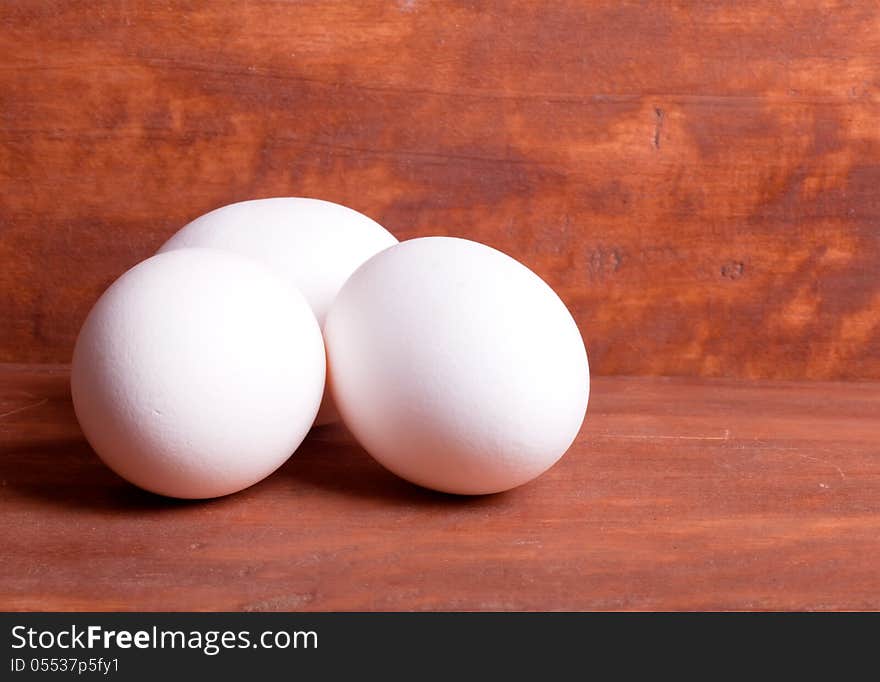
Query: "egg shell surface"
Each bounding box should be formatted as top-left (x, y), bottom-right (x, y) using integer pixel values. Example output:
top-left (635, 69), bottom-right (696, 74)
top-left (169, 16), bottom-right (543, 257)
top-left (324, 236), bottom-right (590, 495)
top-left (71, 248), bottom-right (325, 499)
top-left (158, 197), bottom-right (398, 425)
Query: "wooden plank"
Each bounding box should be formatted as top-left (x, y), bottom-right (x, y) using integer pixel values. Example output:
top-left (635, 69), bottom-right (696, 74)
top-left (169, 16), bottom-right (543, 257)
top-left (2, 2), bottom-right (880, 379)
top-left (1, 364), bottom-right (878, 611)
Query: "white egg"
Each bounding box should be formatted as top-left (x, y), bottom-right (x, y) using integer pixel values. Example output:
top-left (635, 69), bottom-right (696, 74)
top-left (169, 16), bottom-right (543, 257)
top-left (324, 236), bottom-right (589, 495)
top-left (71, 248), bottom-right (325, 499)
top-left (157, 197), bottom-right (398, 425)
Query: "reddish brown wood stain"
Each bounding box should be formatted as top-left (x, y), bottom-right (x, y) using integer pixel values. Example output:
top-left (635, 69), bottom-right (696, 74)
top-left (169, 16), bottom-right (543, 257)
top-left (2, 2), bottom-right (879, 379)
top-left (1, 365), bottom-right (879, 611)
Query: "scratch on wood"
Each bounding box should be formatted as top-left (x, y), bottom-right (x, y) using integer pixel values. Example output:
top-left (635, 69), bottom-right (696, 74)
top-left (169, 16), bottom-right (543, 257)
top-left (653, 107), bottom-right (664, 149)
top-left (243, 593), bottom-right (315, 612)
top-left (599, 429), bottom-right (730, 442)
top-left (721, 261), bottom-right (744, 279)
top-left (588, 247), bottom-right (623, 279)
top-left (797, 453), bottom-right (846, 481)
top-left (0, 398), bottom-right (48, 420)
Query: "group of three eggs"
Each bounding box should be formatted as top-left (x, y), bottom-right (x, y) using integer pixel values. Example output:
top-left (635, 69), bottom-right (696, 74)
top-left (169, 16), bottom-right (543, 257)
top-left (71, 198), bottom-right (590, 499)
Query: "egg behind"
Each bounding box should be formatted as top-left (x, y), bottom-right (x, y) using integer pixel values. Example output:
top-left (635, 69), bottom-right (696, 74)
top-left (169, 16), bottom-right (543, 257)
top-left (158, 197), bottom-right (398, 425)
top-left (71, 248), bottom-right (325, 499)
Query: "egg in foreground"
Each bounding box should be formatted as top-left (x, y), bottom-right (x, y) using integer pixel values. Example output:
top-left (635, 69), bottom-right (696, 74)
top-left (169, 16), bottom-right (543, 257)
top-left (71, 248), bottom-right (325, 499)
top-left (158, 197), bottom-right (397, 425)
top-left (324, 236), bottom-right (589, 495)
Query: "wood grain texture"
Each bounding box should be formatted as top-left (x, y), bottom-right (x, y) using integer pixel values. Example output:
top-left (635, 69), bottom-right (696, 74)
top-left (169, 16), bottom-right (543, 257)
top-left (1, 364), bottom-right (879, 611)
top-left (2, 1), bottom-right (880, 379)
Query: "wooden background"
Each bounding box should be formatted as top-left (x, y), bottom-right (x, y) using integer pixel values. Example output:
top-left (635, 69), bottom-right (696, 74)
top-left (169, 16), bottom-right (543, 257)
top-left (3, 1), bottom-right (879, 380)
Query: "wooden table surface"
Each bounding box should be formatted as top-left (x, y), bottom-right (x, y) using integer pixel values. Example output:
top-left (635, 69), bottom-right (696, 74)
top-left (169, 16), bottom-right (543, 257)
top-left (1, 363), bottom-right (878, 611)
